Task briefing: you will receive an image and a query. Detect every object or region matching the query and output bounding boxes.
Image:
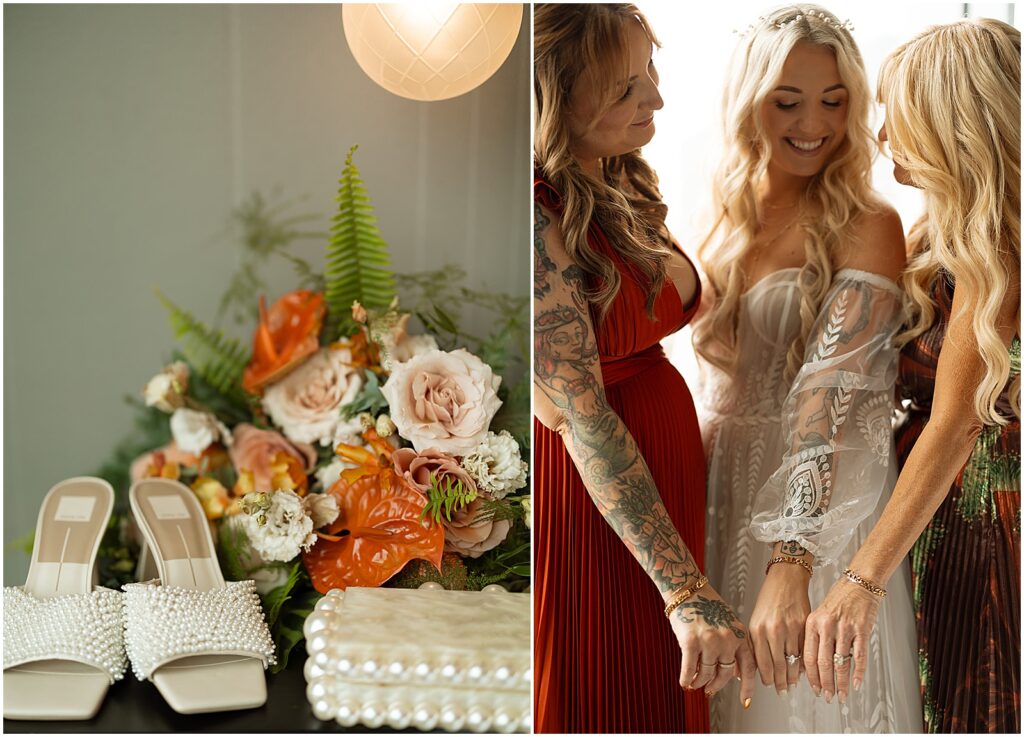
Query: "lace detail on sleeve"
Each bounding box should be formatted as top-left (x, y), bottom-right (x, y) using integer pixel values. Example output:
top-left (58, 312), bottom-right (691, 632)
top-left (749, 270), bottom-right (908, 563)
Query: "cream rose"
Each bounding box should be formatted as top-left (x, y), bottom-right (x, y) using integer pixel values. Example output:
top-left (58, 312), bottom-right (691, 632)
top-left (262, 347), bottom-right (364, 447)
top-left (143, 361), bottom-right (189, 413)
top-left (170, 408), bottom-right (231, 455)
top-left (381, 348), bottom-right (501, 455)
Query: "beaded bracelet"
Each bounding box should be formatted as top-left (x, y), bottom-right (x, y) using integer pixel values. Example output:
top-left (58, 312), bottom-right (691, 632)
top-left (664, 574), bottom-right (709, 618)
top-left (842, 568), bottom-right (887, 598)
top-left (765, 555), bottom-right (813, 577)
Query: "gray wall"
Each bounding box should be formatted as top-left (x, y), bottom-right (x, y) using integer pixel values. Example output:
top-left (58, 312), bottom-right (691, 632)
top-left (3, 4), bottom-right (530, 583)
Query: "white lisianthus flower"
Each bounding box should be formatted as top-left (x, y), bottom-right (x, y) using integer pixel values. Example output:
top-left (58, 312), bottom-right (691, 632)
top-left (240, 490), bottom-right (316, 563)
top-left (143, 361), bottom-right (189, 413)
top-left (462, 430), bottom-right (528, 499)
top-left (169, 408), bottom-right (231, 455)
top-left (303, 492), bottom-right (339, 529)
top-left (262, 347), bottom-right (364, 447)
top-left (221, 515), bottom-right (290, 595)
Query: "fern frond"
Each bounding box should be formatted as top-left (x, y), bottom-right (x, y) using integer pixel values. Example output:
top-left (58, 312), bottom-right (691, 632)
top-left (157, 290), bottom-right (250, 404)
top-left (420, 474), bottom-right (477, 525)
top-left (324, 145), bottom-right (396, 340)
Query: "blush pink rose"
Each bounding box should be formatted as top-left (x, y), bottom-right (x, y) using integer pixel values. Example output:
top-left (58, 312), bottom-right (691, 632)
top-left (229, 423), bottom-right (317, 493)
top-left (381, 348), bottom-right (501, 456)
top-left (391, 447), bottom-right (478, 496)
top-left (392, 447), bottom-right (509, 558)
top-left (442, 498), bottom-right (512, 558)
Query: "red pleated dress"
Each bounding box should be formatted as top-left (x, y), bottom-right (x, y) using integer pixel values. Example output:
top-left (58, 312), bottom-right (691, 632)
top-left (534, 177), bottom-right (710, 733)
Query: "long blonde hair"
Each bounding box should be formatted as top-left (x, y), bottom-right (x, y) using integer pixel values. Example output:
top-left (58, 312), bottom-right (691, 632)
top-left (694, 5), bottom-right (878, 381)
top-left (879, 18), bottom-right (1021, 424)
top-left (534, 3), bottom-right (670, 320)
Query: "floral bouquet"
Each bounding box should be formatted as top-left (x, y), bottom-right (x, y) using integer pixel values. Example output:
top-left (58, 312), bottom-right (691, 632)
top-left (88, 146), bottom-right (530, 670)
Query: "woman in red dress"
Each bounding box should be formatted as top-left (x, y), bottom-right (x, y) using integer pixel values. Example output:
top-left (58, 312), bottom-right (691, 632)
top-left (532, 5), bottom-right (756, 732)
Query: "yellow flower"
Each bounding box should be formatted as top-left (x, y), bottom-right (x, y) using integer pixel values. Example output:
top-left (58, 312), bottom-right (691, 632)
top-left (191, 476), bottom-right (231, 520)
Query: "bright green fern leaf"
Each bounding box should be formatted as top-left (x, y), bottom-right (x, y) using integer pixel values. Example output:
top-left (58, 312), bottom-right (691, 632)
top-left (324, 145), bottom-right (396, 340)
top-left (157, 290), bottom-right (250, 403)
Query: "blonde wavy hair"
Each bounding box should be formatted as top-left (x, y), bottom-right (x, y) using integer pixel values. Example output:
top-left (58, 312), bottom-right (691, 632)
top-left (534, 3), bottom-right (670, 321)
top-left (694, 5), bottom-right (879, 381)
top-left (879, 18), bottom-right (1021, 424)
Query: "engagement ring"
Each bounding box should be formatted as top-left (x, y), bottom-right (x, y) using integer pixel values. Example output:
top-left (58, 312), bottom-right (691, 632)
top-left (833, 653), bottom-right (852, 666)
top-left (785, 653), bottom-right (802, 665)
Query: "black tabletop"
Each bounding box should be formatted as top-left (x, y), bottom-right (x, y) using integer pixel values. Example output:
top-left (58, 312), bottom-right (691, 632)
top-left (2, 655), bottom-right (393, 733)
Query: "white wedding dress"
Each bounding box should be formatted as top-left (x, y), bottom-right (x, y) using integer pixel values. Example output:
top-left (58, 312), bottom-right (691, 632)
top-left (699, 269), bottom-right (922, 733)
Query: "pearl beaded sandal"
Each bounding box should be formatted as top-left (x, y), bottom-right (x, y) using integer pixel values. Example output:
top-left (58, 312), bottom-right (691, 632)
top-left (3, 477), bottom-right (127, 720)
top-left (124, 478), bottom-right (275, 714)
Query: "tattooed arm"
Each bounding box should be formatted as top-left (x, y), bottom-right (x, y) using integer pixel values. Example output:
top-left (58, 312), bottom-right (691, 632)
top-left (534, 203), bottom-right (756, 700)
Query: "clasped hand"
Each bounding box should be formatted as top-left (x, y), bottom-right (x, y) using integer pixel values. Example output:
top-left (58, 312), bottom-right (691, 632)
top-left (668, 584), bottom-right (757, 707)
top-left (749, 570), bottom-right (881, 704)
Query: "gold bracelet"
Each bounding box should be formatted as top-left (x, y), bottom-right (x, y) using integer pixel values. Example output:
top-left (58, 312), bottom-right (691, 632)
top-left (664, 574), bottom-right (709, 618)
top-left (765, 555), bottom-right (813, 577)
top-left (842, 568), bottom-right (887, 598)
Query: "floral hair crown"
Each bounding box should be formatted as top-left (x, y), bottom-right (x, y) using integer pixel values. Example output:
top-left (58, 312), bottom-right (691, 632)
top-left (733, 10), bottom-right (855, 38)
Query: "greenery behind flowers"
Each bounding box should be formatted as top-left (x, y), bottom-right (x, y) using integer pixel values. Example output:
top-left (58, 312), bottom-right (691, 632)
top-left (85, 146), bottom-right (530, 671)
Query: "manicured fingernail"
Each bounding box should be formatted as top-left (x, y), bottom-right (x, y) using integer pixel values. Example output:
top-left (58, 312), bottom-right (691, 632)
top-left (778, 688), bottom-right (788, 699)
top-left (825, 691), bottom-right (833, 704)
top-left (854, 678), bottom-right (862, 692)
top-left (839, 691), bottom-right (847, 705)
top-left (743, 697), bottom-right (752, 710)
top-left (811, 685), bottom-right (821, 697)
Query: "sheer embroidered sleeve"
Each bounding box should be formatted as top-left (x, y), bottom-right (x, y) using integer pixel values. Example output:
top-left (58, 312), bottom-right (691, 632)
top-left (749, 270), bottom-right (908, 564)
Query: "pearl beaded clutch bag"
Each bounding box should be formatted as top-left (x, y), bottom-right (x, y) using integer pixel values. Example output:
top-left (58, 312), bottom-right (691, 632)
top-left (303, 586), bottom-right (531, 733)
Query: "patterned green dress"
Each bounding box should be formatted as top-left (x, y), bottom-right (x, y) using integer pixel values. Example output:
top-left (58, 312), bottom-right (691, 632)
top-left (895, 273), bottom-right (1021, 733)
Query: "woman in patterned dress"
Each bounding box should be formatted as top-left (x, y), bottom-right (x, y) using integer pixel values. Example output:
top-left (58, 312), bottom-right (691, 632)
top-left (694, 5), bottom-right (920, 732)
top-left (805, 18), bottom-right (1021, 733)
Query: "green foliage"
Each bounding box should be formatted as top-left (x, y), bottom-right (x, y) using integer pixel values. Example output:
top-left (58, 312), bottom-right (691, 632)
top-left (464, 520), bottom-right (531, 592)
top-left (324, 145), bottom-right (396, 340)
top-left (420, 474), bottom-right (477, 524)
top-left (218, 192), bottom-right (325, 326)
top-left (491, 378), bottom-right (530, 452)
top-left (396, 266), bottom-right (529, 380)
top-left (387, 555), bottom-right (471, 591)
top-left (271, 588), bottom-right (321, 673)
top-left (157, 291), bottom-right (250, 406)
top-left (340, 369), bottom-right (389, 419)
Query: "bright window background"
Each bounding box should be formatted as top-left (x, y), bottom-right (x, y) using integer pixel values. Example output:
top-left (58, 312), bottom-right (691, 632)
top-left (637, 1), bottom-right (1017, 385)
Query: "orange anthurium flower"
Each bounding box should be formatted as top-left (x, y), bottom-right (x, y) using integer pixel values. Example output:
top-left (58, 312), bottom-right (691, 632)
top-left (242, 290), bottom-right (325, 395)
top-left (302, 470), bottom-right (444, 593)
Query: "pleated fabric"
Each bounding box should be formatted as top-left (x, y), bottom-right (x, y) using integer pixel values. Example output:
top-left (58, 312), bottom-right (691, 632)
top-left (895, 273), bottom-right (1021, 734)
top-left (534, 176), bottom-right (710, 733)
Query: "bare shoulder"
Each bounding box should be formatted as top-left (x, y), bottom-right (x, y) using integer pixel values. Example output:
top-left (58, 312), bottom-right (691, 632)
top-left (837, 202), bottom-right (906, 281)
top-left (534, 201), bottom-right (572, 267)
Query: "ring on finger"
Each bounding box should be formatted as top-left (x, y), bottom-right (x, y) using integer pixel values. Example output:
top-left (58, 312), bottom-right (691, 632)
top-left (785, 653), bottom-right (802, 665)
top-left (699, 662), bottom-right (718, 670)
top-left (717, 660), bottom-right (736, 667)
top-left (832, 653), bottom-right (852, 667)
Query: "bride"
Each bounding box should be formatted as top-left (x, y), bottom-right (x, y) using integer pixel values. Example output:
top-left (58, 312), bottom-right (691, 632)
top-left (693, 5), bottom-right (921, 732)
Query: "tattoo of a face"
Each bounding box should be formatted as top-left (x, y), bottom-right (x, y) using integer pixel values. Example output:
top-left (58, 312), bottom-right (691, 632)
top-left (534, 203), bottom-right (556, 299)
top-left (781, 540), bottom-right (807, 556)
top-left (676, 595), bottom-right (746, 639)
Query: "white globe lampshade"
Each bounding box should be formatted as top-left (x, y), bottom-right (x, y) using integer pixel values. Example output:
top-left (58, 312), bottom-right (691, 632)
top-left (342, 3), bottom-right (523, 102)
